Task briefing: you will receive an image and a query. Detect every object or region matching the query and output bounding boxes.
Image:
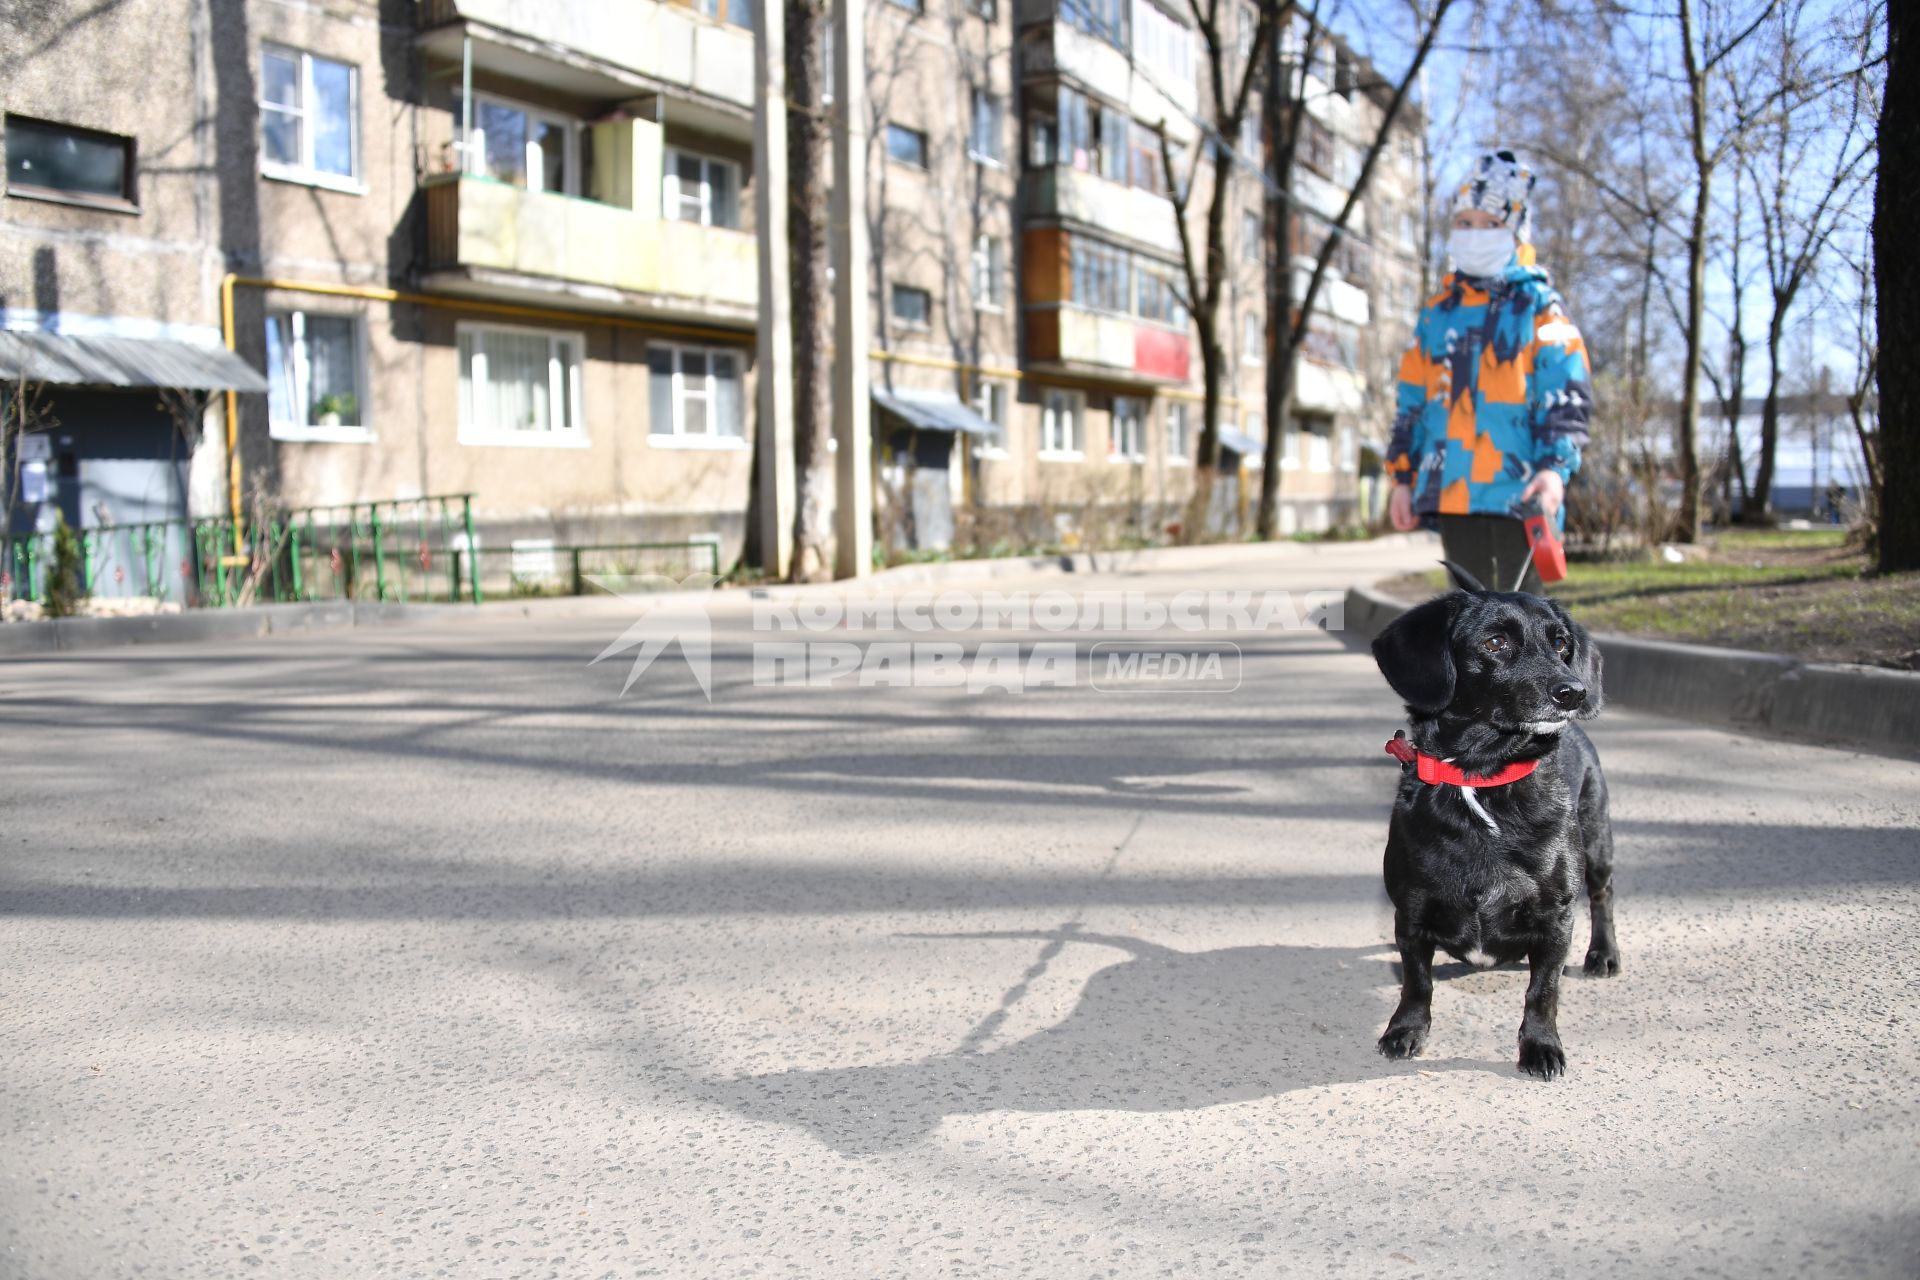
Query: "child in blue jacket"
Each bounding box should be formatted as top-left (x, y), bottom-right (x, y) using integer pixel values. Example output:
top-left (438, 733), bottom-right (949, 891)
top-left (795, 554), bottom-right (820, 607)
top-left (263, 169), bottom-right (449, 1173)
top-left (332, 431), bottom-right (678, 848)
top-left (1386, 150), bottom-right (1593, 593)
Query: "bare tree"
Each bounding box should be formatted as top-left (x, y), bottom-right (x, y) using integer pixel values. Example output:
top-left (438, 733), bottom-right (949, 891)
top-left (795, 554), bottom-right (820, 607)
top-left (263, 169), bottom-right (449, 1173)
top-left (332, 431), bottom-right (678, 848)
top-left (1158, 0), bottom-right (1281, 536)
top-left (1733, 0), bottom-right (1875, 522)
top-left (1255, 0), bottom-right (1457, 539)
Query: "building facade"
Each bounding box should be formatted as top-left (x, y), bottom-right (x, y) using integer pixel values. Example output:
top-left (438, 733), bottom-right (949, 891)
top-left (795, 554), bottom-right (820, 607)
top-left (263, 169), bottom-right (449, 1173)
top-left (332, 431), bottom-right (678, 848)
top-left (2, 0), bottom-right (1426, 583)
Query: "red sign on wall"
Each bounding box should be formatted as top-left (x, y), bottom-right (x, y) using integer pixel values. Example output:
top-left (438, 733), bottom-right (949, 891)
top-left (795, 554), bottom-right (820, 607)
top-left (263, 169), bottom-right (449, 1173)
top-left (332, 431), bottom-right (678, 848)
top-left (1133, 327), bottom-right (1190, 382)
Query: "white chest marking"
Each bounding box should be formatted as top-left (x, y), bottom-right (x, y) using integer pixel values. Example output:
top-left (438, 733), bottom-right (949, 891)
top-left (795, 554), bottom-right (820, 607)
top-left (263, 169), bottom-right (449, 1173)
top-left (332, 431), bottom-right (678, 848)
top-left (1464, 948), bottom-right (1495, 968)
top-left (1458, 785), bottom-right (1500, 834)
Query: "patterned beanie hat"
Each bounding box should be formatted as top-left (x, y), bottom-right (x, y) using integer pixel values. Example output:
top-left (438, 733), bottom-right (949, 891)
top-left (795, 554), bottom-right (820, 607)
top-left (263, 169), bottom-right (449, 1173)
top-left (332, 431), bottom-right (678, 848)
top-left (1454, 149), bottom-right (1536, 245)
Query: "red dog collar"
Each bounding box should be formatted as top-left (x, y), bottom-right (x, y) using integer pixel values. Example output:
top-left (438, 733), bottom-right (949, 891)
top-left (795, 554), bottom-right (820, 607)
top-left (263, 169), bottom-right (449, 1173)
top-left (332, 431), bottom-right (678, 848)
top-left (1384, 732), bottom-right (1538, 788)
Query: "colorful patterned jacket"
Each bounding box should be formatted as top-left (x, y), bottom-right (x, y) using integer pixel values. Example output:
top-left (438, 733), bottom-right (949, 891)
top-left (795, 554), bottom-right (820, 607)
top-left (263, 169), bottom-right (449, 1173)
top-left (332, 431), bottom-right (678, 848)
top-left (1385, 264), bottom-right (1593, 527)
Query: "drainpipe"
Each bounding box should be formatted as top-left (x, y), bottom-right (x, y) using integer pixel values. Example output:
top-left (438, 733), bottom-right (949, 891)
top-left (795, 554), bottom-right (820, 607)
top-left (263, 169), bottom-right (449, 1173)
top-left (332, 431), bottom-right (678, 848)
top-left (220, 272), bottom-right (243, 554)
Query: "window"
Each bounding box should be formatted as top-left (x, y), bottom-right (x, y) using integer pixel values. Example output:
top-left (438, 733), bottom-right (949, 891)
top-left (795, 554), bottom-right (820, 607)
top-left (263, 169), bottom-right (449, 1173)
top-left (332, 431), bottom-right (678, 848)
top-left (664, 149), bottom-right (740, 227)
top-left (1040, 389), bottom-right (1084, 458)
top-left (261, 46), bottom-right (358, 188)
top-left (454, 93), bottom-right (575, 194)
top-left (972, 379), bottom-right (1009, 455)
top-left (1061, 0), bottom-right (1127, 49)
top-left (265, 311), bottom-right (367, 442)
top-left (1242, 208), bottom-right (1263, 262)
top-left (1135, 267), bottom-right (1187, 327)
top-left (1098, 105), bottom-right (1130, 183)
top-left (1133, 0), bottom-right (1193, 85)
top-left (969, 91), bottom-right (1004, 164)
top-left (887, 0), bottom-right (923, 12)
top-left (4, 115), bottom-right (135, 208)
top-left (1235, 2), bottom-right (1256, 64)
top-left (1110, 397), bottom-right (1145, 462)
top-left (967, 0), bottom-right (996, 17)
top-left (971, 235), bottom-right (1005, 310)
top-left (1303, 415), bottom-right (1334, 471)
top-left (1243, 310), bottom-right (1264, 363)
top-left (458, 324), bottom-right (585, 444)
top-left (648, 343), bottom-right (746, 443)
top-left (1166, 402), bottom-right (1192, 464)
top-left (892, 283), bottom-right (932, 329)
top-left (695, 0), bottom-right (754, 27)
top-left (886, 123), bottom-right (928, 169)
top-left (1281, 414), bottom-right (1299, 469)
top-left (1070, 239), bottom-right (1131, 314)
top-left (1340, 424), bottom-right (1358, 471)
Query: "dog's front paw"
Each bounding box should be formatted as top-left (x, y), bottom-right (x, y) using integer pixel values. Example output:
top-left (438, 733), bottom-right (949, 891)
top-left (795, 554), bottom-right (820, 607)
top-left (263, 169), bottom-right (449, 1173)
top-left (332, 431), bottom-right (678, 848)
top-left (1517, 1035), bottom-right (1566, 1080)
top-left (1378, 1020), bottom-right (1429, 1060)
top-left (1583, 945), bottom-right (1621, 977)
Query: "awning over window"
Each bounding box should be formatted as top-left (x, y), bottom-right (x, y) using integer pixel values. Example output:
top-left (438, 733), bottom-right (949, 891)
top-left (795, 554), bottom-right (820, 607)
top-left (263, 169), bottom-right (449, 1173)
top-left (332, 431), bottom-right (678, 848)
top-left (872, 389), bottom-right (999, 436)
top-left (1217, 426), bottom-right (1264, 458)
top-left (0, 331), bottom-right (268, 393)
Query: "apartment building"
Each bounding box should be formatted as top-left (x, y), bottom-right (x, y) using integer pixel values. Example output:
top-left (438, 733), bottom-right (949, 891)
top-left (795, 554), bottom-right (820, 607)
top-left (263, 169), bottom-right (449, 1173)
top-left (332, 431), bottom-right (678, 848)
top-left (2, 0), bottom-right (1424, 584)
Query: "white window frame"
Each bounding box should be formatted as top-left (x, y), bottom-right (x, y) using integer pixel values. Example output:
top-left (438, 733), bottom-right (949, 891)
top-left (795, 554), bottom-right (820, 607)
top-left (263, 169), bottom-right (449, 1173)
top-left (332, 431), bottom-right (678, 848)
top-left (648, 342), bottom-right (750, 449)
top-left (971, 234), bottom-right (1005, 311)
top-left (457, 321), bottom-right (588, 448)
top-left (662, 148), bottom-right (741, 227)
top-left (971, 379), bottom-right (1010, 459)
top-left (1243, 310), bottom-right (1263, 364)
top-left (459, 92), bottom-right (577, 195)
top-left (266, 310), bottom-right (373, 444)
top-left (1109, 396), bottom-right (1146, 462)
top-left (260, 44), bottom-right (362, 193)
top-left (968, 90), bottom-right (1005, 166)
top-left (1306, 417), bottom-right (1334, 472)
top-left (1165, 401), bottom-right (1192, 465)
top-left (1039, 389), bottom-right (1085, 461)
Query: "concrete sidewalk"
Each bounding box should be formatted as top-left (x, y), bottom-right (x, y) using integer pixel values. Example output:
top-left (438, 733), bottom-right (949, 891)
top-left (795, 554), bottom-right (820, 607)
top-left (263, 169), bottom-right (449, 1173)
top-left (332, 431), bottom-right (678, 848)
top-left (2, 539), bottom-right (1915, 1278)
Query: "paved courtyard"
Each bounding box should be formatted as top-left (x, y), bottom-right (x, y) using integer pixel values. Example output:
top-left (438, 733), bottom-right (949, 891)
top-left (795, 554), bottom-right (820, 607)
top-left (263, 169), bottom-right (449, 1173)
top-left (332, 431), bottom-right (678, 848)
top-left (2, 540), bottom-right (1916, 1277)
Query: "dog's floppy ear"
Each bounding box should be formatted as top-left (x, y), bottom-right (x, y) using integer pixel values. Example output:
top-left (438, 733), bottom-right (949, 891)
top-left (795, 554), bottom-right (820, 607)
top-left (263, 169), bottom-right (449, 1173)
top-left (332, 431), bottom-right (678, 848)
top-left (1371, 596), bottom-right (1457, 714)
top-left (1441, 559), bottom-right (1487, 594)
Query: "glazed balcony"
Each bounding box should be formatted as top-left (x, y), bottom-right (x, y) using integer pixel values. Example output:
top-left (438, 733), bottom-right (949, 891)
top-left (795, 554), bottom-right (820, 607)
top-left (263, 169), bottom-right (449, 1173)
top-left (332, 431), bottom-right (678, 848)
top-left (1023, 165), bottom-right (1180, 256)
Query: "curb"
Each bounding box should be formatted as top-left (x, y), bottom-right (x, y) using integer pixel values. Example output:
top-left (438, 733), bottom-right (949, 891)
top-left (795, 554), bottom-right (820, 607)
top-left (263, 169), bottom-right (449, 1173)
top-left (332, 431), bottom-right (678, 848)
top-left (1, 536), bottom-right (1441, 655)
top-left (0, 600), bottom-right (468, 656)
top-left (1342, 583), bottom-right (1920, 756)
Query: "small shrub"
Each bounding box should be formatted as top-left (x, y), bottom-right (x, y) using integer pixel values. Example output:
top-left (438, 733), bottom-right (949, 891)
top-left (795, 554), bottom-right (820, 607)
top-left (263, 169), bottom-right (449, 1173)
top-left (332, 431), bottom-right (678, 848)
top-left (43, 516), bottom-right (88, 618)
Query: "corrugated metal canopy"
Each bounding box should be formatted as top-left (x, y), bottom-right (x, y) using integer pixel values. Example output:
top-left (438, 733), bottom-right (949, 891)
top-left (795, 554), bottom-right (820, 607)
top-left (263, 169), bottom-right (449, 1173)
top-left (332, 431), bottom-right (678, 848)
top-left (872, 389), bottom-right (1000, 436)
top-left (1217, 427), bottom-right (1264, 458)
top-left (0, 331), bottom-right (268, 393)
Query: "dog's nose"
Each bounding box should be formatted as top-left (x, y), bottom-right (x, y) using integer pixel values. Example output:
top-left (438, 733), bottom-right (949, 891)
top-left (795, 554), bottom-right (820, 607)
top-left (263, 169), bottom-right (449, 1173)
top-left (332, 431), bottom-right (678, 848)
top-left (1550, 680), bottom-right (1587, 709)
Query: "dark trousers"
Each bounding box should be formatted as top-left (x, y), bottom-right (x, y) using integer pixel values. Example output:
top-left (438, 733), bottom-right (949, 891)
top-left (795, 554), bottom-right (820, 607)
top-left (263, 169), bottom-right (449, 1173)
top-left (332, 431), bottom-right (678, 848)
top-left (1438, 514), bottom-right (1543, 595)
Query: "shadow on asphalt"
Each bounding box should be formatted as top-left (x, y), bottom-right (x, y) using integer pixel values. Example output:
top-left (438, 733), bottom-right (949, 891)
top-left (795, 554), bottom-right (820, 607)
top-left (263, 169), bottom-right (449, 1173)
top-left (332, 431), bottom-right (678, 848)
top-left (697, 930), bottom-right (1506, 1156)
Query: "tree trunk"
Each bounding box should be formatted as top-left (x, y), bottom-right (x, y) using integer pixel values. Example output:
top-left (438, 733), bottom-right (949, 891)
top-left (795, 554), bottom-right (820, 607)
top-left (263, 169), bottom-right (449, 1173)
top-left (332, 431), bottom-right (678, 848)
top-left (1747, 316), bottom-right (1784, 523)
top-left (1877, 0), bottom-right (1920, 571)
top-left (1677, 170), bottom-right (1710, 542)
top-left (1187, 333), bottom-right (1223, 539)
top-left (786, 0), bottom-right (834, 582)
top-left (1256, 34), bottom-right (1291, 543)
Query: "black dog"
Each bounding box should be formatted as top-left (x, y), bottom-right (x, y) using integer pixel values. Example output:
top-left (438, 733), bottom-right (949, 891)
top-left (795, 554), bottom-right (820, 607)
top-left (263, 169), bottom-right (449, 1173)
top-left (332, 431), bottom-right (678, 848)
top-left (1369, 562), bottom-right (1619, 1080)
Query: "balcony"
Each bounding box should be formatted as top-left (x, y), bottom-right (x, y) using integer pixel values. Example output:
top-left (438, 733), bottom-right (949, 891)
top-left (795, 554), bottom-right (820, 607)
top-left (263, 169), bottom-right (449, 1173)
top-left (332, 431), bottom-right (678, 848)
top-left (1027, 307), bottom-right (1191, 384)
top-left (419, 0), bottom-right (753, 128)
top-left (1024, 165), bottom-right (1180, 256)
top-left (423, 175), bottom-right (756, 326)
top-left (1019, 23), bottom-right (1201, 135)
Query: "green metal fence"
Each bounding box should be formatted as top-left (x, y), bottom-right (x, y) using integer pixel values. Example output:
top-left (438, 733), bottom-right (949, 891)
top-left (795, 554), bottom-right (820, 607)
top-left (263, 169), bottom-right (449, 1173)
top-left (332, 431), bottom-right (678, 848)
top-left (3, 494), bottom-right (724, 612)
top-left (4, 494), bottom-right (485, 609)
top-left (453, 539), bottom-right (723, 600)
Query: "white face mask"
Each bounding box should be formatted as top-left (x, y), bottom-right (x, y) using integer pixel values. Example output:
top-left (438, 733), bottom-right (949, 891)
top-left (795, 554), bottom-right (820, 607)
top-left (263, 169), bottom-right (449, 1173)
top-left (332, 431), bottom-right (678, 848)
top-left (1448, 226), bottom-right (1517, 279)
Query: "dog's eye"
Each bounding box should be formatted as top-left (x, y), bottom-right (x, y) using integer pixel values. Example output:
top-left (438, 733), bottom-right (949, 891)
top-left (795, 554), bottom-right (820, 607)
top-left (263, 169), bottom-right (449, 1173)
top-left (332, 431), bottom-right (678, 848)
top-left (1555, 636), bottom-right (1573, 661)
top-left (1481, 635), bottom-right (1508, 655)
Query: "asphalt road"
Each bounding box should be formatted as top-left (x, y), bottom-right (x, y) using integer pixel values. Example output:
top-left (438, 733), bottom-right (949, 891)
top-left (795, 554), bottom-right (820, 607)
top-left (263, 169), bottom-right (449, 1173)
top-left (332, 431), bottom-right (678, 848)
top-left (3, 540), bottom-right (1917, 1278)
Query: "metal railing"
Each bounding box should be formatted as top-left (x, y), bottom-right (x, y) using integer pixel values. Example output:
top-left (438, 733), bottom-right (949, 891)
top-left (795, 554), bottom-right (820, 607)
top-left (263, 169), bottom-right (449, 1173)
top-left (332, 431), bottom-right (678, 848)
top-left (3, 495), bottom-right (724, 611)
top-left (452, 540), bottom-right (723, 600)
